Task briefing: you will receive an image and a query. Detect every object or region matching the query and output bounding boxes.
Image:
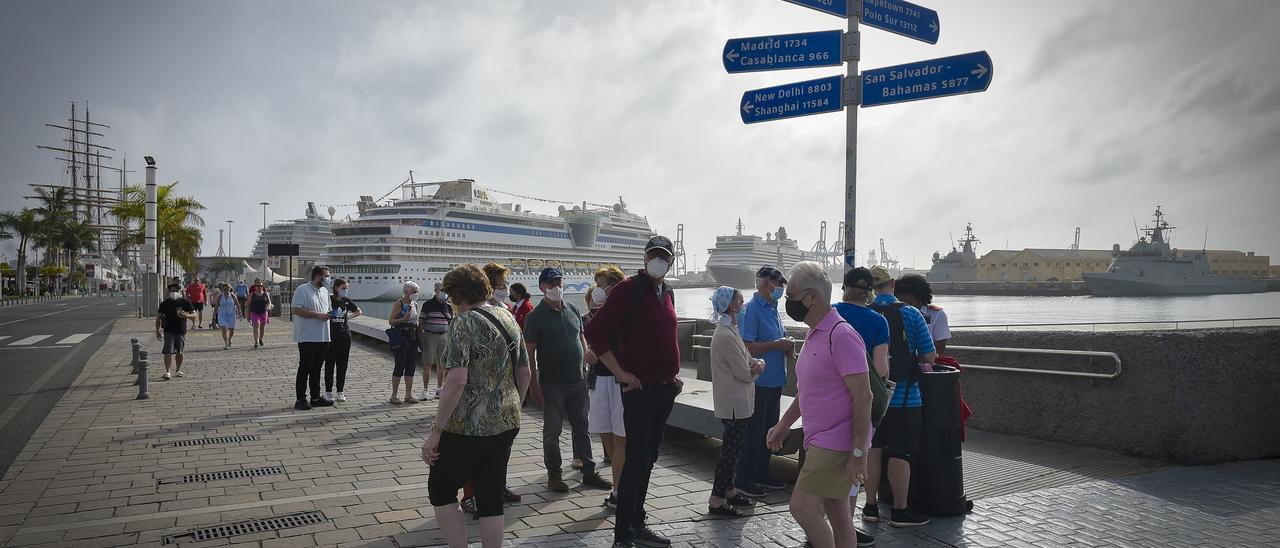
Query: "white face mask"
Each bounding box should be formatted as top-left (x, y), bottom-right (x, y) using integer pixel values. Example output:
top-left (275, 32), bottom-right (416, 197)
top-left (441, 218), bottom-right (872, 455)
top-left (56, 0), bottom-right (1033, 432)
top-left (591, 288), bottom-right (608, 305)
top-left (493, 288), bottom-right (510, 303)
top-left (545, 287), bottom-right (563, 302)
top-left (646, 258), bottom-right (670, 279)
top-left (408, 292), bottom-right (420, 302)
top-left (168, 292), bottom-right (182, 300)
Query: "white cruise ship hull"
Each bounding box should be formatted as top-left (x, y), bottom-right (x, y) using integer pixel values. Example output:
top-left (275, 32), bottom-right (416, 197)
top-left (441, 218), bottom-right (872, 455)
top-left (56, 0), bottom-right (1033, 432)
top-left (342, 268), bottom-right (598, 301)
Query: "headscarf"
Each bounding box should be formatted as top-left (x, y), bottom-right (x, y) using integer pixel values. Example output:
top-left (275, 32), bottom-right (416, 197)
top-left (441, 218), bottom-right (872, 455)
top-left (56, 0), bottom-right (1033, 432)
top-left (709, 286), bottom-right (738, 326)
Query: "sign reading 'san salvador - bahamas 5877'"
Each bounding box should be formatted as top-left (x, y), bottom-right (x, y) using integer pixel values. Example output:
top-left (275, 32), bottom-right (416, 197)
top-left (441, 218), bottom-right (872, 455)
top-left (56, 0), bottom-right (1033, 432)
top-left (861, 50), bottom-right (991, 107)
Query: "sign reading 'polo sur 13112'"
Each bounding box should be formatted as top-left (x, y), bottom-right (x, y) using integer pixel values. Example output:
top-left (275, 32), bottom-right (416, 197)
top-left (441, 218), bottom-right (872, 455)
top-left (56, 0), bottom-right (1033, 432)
top-left (723, 30), bottom-right (843, 74)
top-left (861, 50), bottom-right (991, 107)
top-left (740, 75), bottom-right (844, 124)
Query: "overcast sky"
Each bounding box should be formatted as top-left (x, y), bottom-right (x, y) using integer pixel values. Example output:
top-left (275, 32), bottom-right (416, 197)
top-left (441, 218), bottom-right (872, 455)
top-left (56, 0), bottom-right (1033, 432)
top-left (2, 0), bottom-right (1278, 270)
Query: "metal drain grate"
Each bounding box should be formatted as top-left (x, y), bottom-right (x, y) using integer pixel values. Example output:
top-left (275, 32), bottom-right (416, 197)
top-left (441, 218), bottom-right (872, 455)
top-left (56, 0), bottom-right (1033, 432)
top-left (153, 434), bottom-right (259, 448)
top-left (164, 511), bottom-right (327, 544)
top-left (158, 465), bottom-right (285, 485)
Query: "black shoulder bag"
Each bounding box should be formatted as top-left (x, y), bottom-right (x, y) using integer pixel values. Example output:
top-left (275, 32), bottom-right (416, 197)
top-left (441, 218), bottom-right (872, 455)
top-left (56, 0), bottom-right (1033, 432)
top-left (472, 306), bottom-right (521, 387)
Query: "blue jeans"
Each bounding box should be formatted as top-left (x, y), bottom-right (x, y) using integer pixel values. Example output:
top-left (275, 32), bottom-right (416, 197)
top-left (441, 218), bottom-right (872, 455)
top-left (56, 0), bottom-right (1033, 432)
top-left (735, 385), bottom-right (782, 490)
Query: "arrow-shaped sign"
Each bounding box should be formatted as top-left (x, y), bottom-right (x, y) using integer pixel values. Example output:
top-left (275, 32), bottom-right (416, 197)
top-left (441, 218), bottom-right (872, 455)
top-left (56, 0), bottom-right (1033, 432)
top-left (862, 0), bottom-right (940, 44)
top-left (860, 50), bottom-right (993, 108)
top-left (741, 75), bottom-right (844, 124)
top-left (722, 30), bottom-right (844, 74)
top-left (781, 0), bottom-right (847, 17)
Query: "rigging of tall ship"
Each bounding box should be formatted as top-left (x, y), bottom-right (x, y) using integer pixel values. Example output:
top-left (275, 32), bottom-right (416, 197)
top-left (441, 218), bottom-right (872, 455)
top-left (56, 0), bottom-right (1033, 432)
top-left (325, 174), bottom-right (655, 301)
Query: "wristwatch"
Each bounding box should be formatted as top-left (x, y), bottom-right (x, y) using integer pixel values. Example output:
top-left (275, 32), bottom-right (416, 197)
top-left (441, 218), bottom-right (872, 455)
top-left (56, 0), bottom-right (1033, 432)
top-left (852, 447), bottom-right (865, 458)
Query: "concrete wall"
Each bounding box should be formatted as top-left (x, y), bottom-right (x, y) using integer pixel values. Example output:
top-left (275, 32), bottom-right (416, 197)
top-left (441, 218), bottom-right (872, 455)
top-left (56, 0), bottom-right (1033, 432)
top-left (947, 327), bottom-right (1280, 465)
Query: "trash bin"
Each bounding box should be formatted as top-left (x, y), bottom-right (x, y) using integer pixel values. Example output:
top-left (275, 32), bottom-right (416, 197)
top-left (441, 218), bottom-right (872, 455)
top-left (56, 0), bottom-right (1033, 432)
top-left (878, 364), bottom-right (971, 516)
top-left (269, 291), bottom-right (283, 317)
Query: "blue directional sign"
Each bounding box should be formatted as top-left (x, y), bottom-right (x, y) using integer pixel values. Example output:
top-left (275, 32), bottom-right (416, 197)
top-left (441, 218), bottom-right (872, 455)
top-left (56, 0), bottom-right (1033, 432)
top-left (723, 30), bottom-right (843, 74)
top-left (860, 50), bottom-right (991, 108)
top-left (782, 0), bottom-right (847, 17)
top-left (741, 75), bottom-right (844, 124)
top-left (862, 0), bottom-right (939, 44)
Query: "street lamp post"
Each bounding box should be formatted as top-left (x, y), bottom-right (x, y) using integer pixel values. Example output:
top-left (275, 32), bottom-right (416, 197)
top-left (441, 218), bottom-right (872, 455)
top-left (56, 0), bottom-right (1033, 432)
top-left (259, 202), bottom-right (269, 232)
top-left (226, 220), bottom-right (234, 257)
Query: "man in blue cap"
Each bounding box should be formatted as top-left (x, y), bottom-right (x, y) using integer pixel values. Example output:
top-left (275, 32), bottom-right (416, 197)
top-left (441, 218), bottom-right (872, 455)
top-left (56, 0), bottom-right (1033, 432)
top-left (524, 267), bottom-right (613, 493)
top-left (736, 265), bottom-right (797, 498)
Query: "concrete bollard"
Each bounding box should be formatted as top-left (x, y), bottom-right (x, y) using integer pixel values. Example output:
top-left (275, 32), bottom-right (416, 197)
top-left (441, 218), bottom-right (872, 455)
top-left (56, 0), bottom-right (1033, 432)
top-left (130, 338), bottom-right (140, 374)
top-left (136, 351), bottom-right (151, 400)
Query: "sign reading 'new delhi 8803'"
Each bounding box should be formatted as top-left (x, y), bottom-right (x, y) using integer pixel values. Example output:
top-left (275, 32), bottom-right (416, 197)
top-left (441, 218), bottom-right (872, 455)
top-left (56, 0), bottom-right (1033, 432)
top-left (784, 0), bottom-right (940, 44)
top-left (861, 50), bottom-right (992, 107)
top-left (740, 75), bottom-right (844, 124)
top-left (722, 30), bottom-right (843, 74)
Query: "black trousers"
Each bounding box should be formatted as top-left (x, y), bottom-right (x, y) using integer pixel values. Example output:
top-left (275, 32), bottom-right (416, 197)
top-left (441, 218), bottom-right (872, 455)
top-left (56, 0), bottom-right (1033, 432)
top-left (297, 342), bottom-right (329, 401)
top-left (324, 331), bottom-right (352, 392)
top-left (615, 382), bottom-right (678, 539)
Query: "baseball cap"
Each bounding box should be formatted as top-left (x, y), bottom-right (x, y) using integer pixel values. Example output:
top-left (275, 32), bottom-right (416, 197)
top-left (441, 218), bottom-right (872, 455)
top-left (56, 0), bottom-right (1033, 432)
top-left (538, 267), bottom-right (563, 285)
top-left (869, 265), bottom-right (894, 286)
top-left (644, 235), bottom-right (674, 257)
top-left (755, 265), bottom-right (787, 285)
top-left (843, 267), bottom-right (874, 290)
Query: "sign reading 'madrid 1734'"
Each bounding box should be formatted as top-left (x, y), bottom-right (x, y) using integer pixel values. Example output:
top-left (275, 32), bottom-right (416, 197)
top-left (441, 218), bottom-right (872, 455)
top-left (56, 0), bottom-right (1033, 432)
top-left (723, 30), bottom-right (843, 74)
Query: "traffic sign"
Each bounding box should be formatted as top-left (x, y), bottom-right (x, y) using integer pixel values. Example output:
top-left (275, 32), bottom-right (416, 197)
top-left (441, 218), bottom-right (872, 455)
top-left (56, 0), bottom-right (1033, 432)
top-left (862, 0), bottom-right (939, 44)
top-left (740, 75), bottom-right (844, 124)
top-left (860, 50), bottom-right (991, 107)
top-left (782, 0), bottom-right (847, 18)
top-left (723, 30), bottom-right (843, 74)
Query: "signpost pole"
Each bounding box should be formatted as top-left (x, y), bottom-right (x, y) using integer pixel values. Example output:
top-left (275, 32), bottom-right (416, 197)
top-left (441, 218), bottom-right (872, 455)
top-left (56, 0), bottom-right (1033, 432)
top-left (844, 2), bottom-right (861, 275)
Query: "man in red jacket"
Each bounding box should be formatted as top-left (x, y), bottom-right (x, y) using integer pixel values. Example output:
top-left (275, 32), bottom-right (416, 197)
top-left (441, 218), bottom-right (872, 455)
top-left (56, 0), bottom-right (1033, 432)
top-left (585, 235), bottom-right (683, 548)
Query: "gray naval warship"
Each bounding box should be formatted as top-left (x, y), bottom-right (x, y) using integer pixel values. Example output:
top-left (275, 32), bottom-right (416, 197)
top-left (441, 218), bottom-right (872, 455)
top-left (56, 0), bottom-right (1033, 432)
top-left (1083, 206), bottom-right (1266, 297)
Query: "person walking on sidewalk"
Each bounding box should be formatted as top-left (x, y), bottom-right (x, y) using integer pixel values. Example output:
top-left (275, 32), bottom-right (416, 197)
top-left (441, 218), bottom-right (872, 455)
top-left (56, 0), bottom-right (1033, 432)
top-left (248, 281), bottom-right (272, 348)
top-left (235, 279), bottom-right (250, 319)
top-left (707, 286), bottom-right (763, 517)
top-left (585, 235), bottom-right (683, 548)
top-left (420, 282), bottom-right (453, 399)
top-left (216, 282), bottom-right (241, 349)
top-left (422, 264), bottom-right (530, 548)
top-left (525, 267), bottom-right (613, 494)
top-left (185, 278), bottom-right (206, 330)
top-left (156, 282), bottom-right (195, 380)
top-left (767, 261), bottom-right (876, 548)
top-left (585, 266), bottom-right (627, 511)
top-left (509, 283), bottom-right (534, 328)
top-left (208, 282), bottom-right (222, 329)
top-left (291, 266), bottom-right (334, 411)
top-left (736, 265), bottom-right (796, 498)
top-left (324, 278), bottom-right (362, 403)
top-left (388, 281), bottom-right (422, 404)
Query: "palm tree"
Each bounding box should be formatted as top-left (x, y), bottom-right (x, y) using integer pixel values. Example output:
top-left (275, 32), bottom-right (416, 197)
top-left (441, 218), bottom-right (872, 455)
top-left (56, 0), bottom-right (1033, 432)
top-left (0, 209), bottom-right (40, 293)
top-left (60, 220), bottom-right (97, 291)
top-left (111, 182), bottom-right (206, 273)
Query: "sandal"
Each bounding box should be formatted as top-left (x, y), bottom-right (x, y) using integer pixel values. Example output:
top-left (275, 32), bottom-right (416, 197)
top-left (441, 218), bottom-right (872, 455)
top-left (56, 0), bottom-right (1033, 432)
top-left (727, 494), bottom-right (757, 508)
top-left (404, 397), bottom-right (419, 404)
top-left (708, 503), bottom-right (744, 518)
top-left (390, 396), bottom-right (402, 404)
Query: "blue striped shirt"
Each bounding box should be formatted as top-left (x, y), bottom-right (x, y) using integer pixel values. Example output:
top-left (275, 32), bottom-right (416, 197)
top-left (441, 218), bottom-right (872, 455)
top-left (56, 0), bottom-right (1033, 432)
top-left (873, 294), bottom-right (935, 407)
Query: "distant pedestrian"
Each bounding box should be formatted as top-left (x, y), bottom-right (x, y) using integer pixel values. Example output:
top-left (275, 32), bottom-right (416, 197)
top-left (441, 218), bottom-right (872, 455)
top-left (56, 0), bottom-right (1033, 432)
top-left (862, 266), bottom-right (937, 528)
top-left (216, 282), bottom-right (241, 349)
top-left (185, 278), bottom-right (207, 330)
top-left (422, 264), bottom-right (530, 548)
top-left (248, 281), bottom-right (272, 348)
top-left (585, 235), bottom-right (682, 548)
top-left (207, 282), bottom-right (221, 329)
top-left (585, 266), bottom-right (628, 510)
top-left (767, 261), bottom-right (876, 548)
top-left (525, 267), bottom-right (612, 493)
top-left (155, 282), bottom-right (196, 381)
top-left (509, 283), bottom-right (533, 328)
top-left (388, 281), bottom-right (422, 404)
top-left (893, 274), bottom-right (950, 354)
top-left (235, 279), bottom-right (250, 318)
top-left (291, 266), bottom-right (335, 411)
top-left (736, 265), bottom-right (796, 498)
top-left (707, 286), bottom-right (763, 517)
top-left (324, 278), bottom-right (362, 403)
top-left (420, 282), bottom-right (453, 399)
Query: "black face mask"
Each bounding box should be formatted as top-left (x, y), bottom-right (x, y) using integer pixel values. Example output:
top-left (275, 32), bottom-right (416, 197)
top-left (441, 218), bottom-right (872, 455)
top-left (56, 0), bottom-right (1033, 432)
top-left (784, 292), bottom-right (810, 323)
top-left (509, 294), bottom-right (519, 303)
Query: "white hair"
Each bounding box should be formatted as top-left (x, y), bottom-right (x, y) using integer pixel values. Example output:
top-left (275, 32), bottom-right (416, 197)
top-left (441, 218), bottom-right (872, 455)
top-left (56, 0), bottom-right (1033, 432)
top-left (787, 261), bottom-right (831, 303)
top-left (402, 280), bottom-right (420, 294)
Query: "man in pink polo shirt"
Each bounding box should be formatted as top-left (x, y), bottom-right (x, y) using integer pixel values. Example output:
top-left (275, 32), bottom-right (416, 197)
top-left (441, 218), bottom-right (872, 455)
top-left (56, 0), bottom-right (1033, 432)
top-left (768, 261), bottom-right (875, 548)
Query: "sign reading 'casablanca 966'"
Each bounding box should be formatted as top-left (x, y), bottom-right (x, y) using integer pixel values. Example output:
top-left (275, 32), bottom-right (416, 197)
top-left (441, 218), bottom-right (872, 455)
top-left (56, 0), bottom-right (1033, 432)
top-left (723, 30), bottom-right (844, 74)
top-left (861, 50), bottom-right (992, 107)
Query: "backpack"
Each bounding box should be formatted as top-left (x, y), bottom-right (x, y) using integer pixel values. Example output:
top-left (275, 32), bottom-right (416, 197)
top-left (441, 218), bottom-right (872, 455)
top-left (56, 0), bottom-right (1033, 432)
top-left (610, 274), bottom-right (675, 354)
top-left (831, 318), bottom-right (890, 426)
top-left (872, 301), bottom-right (921, 411)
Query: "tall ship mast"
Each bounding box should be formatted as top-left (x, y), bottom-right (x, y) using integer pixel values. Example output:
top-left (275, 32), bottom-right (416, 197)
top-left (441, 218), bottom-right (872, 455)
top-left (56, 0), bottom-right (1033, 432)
top-left (705, 220), bottom-right (814, 289)
top-left (927, 223), bottom-right (980, 281)
top-left (1082, 206), bottom-right (1266, 296)
top-left (326, 174), bottom-right (653, 301)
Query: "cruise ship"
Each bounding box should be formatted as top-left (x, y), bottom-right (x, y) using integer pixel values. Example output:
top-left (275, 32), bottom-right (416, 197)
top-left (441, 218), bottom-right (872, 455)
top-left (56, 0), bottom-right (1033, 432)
top-left (705, 220), bottom-right (813, 289)
top-left (325, 176), bottom-right (653, 301)
top-left (250, 202), bottom-right (341, 273)
top-left (927, 223), bottom-right (980, 282)
top-left (1082, 206), bottom-right (1267, 297)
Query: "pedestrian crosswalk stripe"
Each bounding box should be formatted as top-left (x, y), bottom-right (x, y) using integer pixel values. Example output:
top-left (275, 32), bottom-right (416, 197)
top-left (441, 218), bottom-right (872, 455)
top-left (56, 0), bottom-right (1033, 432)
top-left (10, 335), bottom-right (52, 346)
top-left (55, 334), bottom-right (92, 345)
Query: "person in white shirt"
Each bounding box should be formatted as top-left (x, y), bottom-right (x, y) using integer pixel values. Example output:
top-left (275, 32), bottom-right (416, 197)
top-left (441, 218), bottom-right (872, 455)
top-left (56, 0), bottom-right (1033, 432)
top-left (894, 274), bottom-right (951, 354)
top-left (291, 266), bottom-right (335, 410)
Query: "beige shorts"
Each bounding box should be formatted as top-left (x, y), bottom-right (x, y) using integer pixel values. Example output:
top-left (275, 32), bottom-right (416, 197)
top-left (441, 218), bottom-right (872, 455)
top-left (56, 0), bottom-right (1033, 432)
top-left (796, 445), bottom-right (855, 500)
top-left (420, 332), bottom-right (447, 367)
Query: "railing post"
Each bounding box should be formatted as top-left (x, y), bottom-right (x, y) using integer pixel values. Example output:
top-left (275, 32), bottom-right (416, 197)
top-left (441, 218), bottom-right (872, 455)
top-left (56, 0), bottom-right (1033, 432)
top-left (130, 338), bottom-right (140, 374)
top-left (136, 351), bottom-right (151, 400)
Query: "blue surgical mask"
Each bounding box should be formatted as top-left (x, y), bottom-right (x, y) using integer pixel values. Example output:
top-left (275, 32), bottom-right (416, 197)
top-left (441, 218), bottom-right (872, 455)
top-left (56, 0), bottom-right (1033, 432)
top-left (770, 286), bottom-right (784, 301)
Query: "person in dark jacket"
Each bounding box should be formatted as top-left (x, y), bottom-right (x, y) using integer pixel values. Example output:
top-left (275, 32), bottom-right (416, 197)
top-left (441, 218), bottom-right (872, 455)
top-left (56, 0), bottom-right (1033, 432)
top-left (323, 278), bottom-right (362, 402)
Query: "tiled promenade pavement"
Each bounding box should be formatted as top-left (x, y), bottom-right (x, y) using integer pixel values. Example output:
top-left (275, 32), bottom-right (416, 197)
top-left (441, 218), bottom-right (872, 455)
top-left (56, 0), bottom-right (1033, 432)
top-left (1, 316), bottom-right (1278, 547)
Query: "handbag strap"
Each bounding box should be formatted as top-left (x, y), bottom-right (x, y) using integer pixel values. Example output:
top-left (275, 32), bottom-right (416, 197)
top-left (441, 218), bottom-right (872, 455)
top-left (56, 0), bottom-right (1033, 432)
top-left (472, 306), bottom-right (520, 386)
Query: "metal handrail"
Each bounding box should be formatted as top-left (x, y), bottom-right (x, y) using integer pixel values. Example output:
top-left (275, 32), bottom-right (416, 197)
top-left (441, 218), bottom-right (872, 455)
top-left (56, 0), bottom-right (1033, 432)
top-left (953, 316), bottom-right (1280, 332)
top-left (947, 345), bottom-right (1122, 379)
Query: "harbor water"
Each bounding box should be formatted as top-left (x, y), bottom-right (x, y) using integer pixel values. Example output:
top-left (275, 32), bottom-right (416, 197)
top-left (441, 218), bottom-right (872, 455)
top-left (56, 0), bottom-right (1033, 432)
top-left (355, 286), bottom-right (1280, 330)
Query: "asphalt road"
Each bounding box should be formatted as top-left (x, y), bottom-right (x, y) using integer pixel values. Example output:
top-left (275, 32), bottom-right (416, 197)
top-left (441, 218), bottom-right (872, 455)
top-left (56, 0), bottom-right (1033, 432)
top-left (0, 295), bottom-right (132, 478)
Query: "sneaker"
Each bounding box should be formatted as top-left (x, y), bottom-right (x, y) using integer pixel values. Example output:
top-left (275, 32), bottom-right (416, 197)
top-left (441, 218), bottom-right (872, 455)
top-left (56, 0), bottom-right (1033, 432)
top-left (324, 391), bottom-right (333, 402)
top-left (603, 493), bottom-right (618, 511)
top-left (161, 372), bottom-right (171, 381)
top-left (434, 388), bottom-right (442, 397)
top-left (572, 458), bottom-right (584, 470)
top-left (503, 487), bottom-right (521, 503)
top-left (726, 493), bottom-right (756, 508)
top-left (632, 525), bottom-right (671, 547)
top-left (294, 399), bottom-right (312, 411)
top-left (756, 476), bottom-right (787, 490)
top-left (582, 472), bottom-right (613, 490)
top-left (336, 392), bottom-right (347, 402)
top-left (888, 508), bottom-right (931, 528)
top-left (547, 472), bottom-right (570, 493)
top-left (857, 529), bottom-right (877, 547)
top-left (734, 485), bottom-right (766, 498)
top-left (175, 371), bottom-right (185, 378)
top-left (310, 398), bottom-right (334, 408)
top-left (707, 503), bottom-right (743, 517)
top-left (862, 502), bottom-right (880, 522)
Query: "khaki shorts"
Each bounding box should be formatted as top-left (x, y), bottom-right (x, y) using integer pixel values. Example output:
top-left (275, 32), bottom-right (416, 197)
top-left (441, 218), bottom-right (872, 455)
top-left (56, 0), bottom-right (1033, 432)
top-left (421, 332), bottom-right (447, 367)
top-left (796, 445), bottom-right (855, 500)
